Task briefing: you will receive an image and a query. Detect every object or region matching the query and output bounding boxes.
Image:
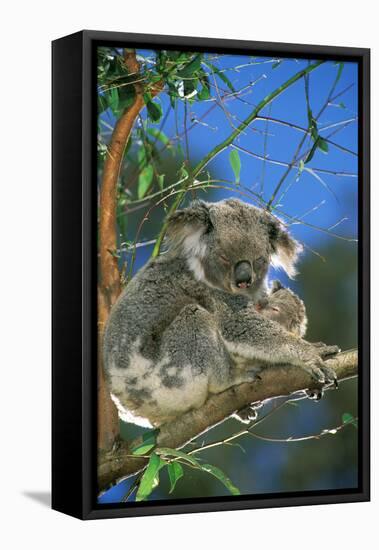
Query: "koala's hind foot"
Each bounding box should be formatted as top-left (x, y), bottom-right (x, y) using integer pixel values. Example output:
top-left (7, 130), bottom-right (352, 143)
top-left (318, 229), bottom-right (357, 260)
top-left (306, 388), bottom-right (324, 401)
top-left (234, 402), bottom-right (262, 424)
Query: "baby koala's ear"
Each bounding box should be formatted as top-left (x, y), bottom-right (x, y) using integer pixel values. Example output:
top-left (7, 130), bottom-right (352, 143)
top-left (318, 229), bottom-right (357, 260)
top-left (265, 214), bottom-right (303, 278)
top-left (270, 279), bottom-right (284, 293)
top-left (165, 200), bottom-right (212, 254)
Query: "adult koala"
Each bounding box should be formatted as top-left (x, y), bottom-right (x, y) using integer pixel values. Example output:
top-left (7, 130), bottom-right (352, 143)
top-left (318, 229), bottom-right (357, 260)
top-left (104, 198), bottom-right (338, 427)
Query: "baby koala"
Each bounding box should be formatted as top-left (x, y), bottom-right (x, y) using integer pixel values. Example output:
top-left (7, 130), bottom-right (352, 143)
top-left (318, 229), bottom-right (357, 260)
top-left (234, 281), bottom-right (308, 423)
top-left (235, 281), bottom-right (336, 422)
top-left (259, 280), bottom-right (338, 365)
top-left (257, 280), bottom-right (307, 337)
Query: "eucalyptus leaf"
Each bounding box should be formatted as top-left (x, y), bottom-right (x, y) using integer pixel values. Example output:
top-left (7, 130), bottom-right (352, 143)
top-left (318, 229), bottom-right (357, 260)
top-left (135, 453), bottom-right (165, 501)
top-left (198, 76), bottom-right (211, 100)
top-left (108, 87), bottom-right (119, 114)
top-left (229, 149), bottom-right (241, 183)
top-left (167, 462), bottom-right (184, 493)
top-left (177, 54), bottom-right (202, 78)
top-left (138, 164), bottom-right (154, 199)
top-left (131, 428), bottom-right (159, 456)
top-left (200, 464), bottom-right (241, 496)
top-left (205, 62), bottom-right (236, 92)
top-left (155, 447), bottom-right (201, 467)
top-left (145, 99), bottom-right (163, 123)
top-left (118, 85), bottom-right (136, 112)
top-left (305, 139), bottom-right (319, 164)
top-left (317, 138), bottom-right (329, 153)
top-left (342, 412), bottom-right (358, 428)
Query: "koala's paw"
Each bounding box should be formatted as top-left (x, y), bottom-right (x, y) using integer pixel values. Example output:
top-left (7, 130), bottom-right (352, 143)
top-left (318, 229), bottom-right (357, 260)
top-left (302, 360), bottom-right (338, 390)
top-left (234, 403), bottom-right (262, 424)
top-left (306, 388), bottom-right (324, 401)
top-left (311, 342), bottom-right (341, 359)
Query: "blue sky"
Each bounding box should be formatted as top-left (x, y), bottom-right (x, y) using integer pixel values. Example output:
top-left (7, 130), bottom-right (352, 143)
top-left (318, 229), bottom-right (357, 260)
top-left (100, 51), bottom-right (358, 275)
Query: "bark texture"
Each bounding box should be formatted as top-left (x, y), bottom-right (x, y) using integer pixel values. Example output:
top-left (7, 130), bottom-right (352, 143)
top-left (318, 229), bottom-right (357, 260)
top-left (97, 50), bottom-right (162, 451)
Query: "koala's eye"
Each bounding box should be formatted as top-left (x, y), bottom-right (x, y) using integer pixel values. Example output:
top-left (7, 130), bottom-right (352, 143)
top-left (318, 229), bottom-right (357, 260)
top-left (220, 254), bottom-right (230, 265)
top-left (271, 306), bottom-right (280, 313)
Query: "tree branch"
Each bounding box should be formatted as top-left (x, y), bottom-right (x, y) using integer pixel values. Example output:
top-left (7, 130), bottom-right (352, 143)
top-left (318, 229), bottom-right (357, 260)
top-left (152, 61), bottom-right (325, 257)
top-left (98, 349), bottom-right (358, 493)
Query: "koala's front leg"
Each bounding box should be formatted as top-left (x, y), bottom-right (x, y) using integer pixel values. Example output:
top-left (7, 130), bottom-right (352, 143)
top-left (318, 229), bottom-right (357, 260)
top-left (221, 309), bottom-right (338, 387)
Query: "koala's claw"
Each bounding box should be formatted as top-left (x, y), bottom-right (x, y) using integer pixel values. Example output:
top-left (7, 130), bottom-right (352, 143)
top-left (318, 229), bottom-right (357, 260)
top-left (304, 362), bottom-right (338, 388)
top-left (312, 342), bottom-right (341, 359)
top-left (234, 402), bottom-right (262, 424)
top-left (306, 388), bottom-right (323, 401)
top-left (246, 367), bottom-right (262, 382)
top-left (235, 405), bottom-right (258, 423)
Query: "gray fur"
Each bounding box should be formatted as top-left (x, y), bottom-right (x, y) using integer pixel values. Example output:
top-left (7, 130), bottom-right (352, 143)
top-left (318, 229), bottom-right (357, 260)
top-left (258, 279), bottom-right (308, 337)
top-left (103, 198), bottom-right (336, 428)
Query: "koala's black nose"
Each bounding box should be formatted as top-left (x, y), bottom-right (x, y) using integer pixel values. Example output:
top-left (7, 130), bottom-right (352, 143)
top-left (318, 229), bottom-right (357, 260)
top-left (234, 261), bottom-right (252, 289)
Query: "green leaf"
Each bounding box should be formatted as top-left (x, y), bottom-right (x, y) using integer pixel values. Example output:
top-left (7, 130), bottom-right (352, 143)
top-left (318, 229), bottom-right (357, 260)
top-left (298, 159), bottom-right (305, 173)
top-left (179, 163), bottom-right (189, 180)
top-left (342, 413), bottom-right (358, 428)
top-left (339, 101), bottom-right (346, 109)
top-left (205, 62), bottom-right (236, 92)
top-left (156, 447), bottom-right (201, 467)
top-left (138, 164), bottom-right (154, 199)
top-left (310, 120), bottom-right (318, 141)
top-left (118, 85), bottom-right (136, 112)
top-left (135, 453), bottom-right (165, 501)
top-left (137, 147), bottom-right (146, 169)
top-left (177, 54), bottom-right (203, 78)
top-left (131, 428), bottom-right (159, 456)
top-left (198, 83), bottom-right (211, 100)
top-left (145, 99), bottom-right (163, 123)
top-left (183, 77), bottom-right (197, 99)
top-left (229, 149), bottom-right (241, 183)
top-left (307, 108), bottom-right (319, 142)
top-left (200, 464), bottom-right (240, 496)
top-left (167, 462), bottom-right (184, 493)
top-left (305, 139), bottom-right (319, 164)
top-left (317, 138), bottom-right (329, 153)
top-left (108, 87), bottom-right (119, 114)
top-left (147, 127), bottom-right (170, 146)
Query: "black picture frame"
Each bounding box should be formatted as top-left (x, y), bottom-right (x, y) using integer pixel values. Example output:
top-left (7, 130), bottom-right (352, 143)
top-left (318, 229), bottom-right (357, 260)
top-left (52, 30), bottom-right (370, 520)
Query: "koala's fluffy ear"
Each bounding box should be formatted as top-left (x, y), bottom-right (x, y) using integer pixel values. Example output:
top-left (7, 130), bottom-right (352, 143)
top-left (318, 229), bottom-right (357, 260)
top-left (270, 279), bottom-right (284, 293)
top-left (165, 200), bottom-right (212, 254)
top-left (265, 214), bottom-right (302, 278)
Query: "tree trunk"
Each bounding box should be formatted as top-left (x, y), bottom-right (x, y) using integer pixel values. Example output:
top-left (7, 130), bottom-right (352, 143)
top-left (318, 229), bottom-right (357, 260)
top-left (97, 50), bottom-right (162, 451)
